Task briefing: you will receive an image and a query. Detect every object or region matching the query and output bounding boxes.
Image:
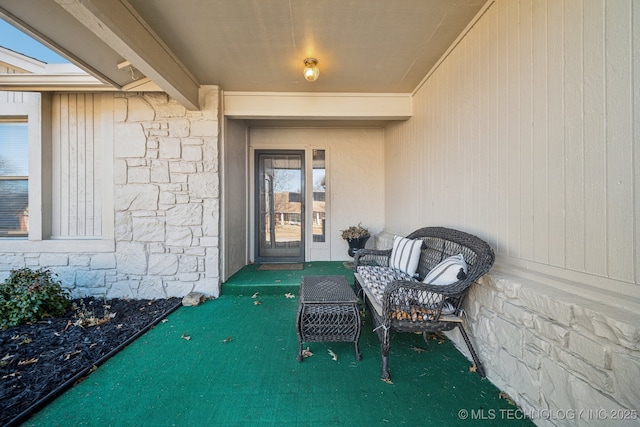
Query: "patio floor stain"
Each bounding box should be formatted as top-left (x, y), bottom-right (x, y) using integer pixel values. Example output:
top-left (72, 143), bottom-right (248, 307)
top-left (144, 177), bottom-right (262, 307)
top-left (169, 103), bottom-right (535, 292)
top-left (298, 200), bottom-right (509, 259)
top-left (24, 264), bottom-right (534, 426)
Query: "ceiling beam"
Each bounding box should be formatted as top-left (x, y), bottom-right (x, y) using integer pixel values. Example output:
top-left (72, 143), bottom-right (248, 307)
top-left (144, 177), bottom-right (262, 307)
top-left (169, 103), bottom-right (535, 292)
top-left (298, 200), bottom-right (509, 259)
top-left (224, 92), bottom-right (412, 121)
top-left (55, 0), bottom-right (200, 110)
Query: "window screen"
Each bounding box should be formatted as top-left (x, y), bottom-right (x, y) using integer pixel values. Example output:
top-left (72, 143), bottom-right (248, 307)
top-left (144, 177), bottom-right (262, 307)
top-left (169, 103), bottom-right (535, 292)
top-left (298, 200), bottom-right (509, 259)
top-left (0, 119), bottom-right (29, 236)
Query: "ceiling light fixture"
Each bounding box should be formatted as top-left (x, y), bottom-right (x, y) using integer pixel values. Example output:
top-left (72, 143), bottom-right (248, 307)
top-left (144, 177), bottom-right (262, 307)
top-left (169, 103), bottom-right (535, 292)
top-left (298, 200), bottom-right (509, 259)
top-left (303, 58), bottom-right (320, 82)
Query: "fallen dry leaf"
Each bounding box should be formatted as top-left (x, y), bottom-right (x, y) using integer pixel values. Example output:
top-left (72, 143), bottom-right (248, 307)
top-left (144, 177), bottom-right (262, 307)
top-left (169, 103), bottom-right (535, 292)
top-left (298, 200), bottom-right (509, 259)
top-left (181, 332), bottom-right (191, 341)
top-left (328, 349), bottom-right (338, 361)
top-left (64, 350), bottom-right (82, 361)
top-left (412, 346), bottom-right (426, 353)
top-left (426, 332), bottom-right (446, 344)
top-left (284, 293), bottom-right (295, 298)
top-left (18, 358), bottom-right (39, 366)
top-left (381, 378), bottom-right (394, 384)
top-left (469, 364), bottom-right (477, 373)
top-left (161, 319), bottom-right (169, 323)
top-left (251, 292), bottom-right (259, 298)
top-left (499, 391), bottom-right (516, 406)
top-left (254, 300), bottom-right (262, 305)
top-left (222, 336), bottom-right (233, 344)
top-left (2, 371), bottom-right (20, 379)
top-left (301, 347), bottom-right (313, 358)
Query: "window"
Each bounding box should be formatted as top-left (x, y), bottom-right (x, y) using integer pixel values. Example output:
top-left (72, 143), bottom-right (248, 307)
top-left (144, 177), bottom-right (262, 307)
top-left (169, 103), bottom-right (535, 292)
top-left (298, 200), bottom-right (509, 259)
top-left (312, 149), bottom-right (326, 242)
top-left (0, 118), bottom-right (29, 237)
top-left (0, 93), bottom-right (114, 252)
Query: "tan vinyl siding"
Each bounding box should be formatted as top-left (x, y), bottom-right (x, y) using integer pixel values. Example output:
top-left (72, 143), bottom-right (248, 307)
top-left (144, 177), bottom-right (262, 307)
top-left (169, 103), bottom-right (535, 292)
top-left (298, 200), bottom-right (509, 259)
top-left (51, 93), bottom-right (102, 238)
top-left (384, 0), bottom-right (638, 298)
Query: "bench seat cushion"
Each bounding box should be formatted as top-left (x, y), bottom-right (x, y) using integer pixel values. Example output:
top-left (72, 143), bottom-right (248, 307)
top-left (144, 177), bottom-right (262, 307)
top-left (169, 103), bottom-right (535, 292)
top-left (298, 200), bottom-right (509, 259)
top-left (357, 265), bottom-right (455, 317)
top-left (357, 265), bottom-right (416, 304)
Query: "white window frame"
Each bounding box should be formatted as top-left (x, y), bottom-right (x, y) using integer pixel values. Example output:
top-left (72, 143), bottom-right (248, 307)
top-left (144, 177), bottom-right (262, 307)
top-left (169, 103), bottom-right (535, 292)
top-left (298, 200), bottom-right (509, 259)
top-left (0, 92), bottom-right (114, 253)
top-left (0, 116), bottom-right (29, 237)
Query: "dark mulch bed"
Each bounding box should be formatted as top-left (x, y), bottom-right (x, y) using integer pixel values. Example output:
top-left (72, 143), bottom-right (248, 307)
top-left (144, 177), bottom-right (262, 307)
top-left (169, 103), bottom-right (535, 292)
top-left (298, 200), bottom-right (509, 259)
top-left (0, 297), bottom-right (181, 426)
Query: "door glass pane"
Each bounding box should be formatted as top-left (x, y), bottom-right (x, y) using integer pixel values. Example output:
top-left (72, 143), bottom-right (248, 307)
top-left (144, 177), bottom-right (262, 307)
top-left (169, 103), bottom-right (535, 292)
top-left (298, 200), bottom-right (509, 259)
top-left (257, 152), bottom-right (304, 261)
top-left (312, 149), bottom-right (326, 242)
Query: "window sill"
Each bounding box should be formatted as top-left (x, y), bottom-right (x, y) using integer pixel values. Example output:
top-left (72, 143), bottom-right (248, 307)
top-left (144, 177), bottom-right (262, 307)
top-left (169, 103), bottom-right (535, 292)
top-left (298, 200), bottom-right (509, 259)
top-left (0, 238), bottom-right (115, 253)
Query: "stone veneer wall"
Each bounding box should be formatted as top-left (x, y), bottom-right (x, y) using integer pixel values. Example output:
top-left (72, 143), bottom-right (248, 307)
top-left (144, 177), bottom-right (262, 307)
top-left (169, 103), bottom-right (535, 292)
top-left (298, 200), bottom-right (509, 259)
top-left (449, 274), bottom-right (639, 426)
top-left (109, 88), bottom-right (221, 299)
top-left (0, 87), bottom-right (221, 299)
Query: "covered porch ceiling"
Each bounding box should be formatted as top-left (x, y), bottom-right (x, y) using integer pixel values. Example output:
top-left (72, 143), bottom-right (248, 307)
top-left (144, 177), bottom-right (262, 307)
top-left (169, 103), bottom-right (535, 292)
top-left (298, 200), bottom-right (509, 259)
top-left (0, 0), bottom-right (487, 122)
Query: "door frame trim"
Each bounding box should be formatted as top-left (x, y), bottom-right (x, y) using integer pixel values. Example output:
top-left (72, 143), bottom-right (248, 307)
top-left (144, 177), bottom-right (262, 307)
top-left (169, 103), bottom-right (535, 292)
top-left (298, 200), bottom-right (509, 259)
top-left (253, 149), bottom-right (305, 263)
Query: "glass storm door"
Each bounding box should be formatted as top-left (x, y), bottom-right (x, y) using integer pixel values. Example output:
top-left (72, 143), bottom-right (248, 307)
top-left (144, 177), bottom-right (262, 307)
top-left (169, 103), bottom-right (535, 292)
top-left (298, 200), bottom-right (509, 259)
top-left (255, 150), bottom-right (305, 262)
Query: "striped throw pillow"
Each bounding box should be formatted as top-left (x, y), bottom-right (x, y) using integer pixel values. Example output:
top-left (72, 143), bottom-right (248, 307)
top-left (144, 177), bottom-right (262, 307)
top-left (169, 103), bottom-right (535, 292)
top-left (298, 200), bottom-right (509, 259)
top-left (422, 254), bottom-right (467, 285)
top-left (389, 236), bottom-right (423, 276)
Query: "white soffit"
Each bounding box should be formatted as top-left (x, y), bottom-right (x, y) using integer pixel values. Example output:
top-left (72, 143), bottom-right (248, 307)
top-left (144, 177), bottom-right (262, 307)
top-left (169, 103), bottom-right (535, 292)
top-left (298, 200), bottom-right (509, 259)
top-left (224, 92), bottom-right (412, 121)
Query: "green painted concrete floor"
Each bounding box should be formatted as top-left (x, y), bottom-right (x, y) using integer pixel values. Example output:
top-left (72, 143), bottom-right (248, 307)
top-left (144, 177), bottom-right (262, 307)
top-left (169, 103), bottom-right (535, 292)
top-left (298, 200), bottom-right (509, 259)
top-left (25, 262), bottom-right (534, 426)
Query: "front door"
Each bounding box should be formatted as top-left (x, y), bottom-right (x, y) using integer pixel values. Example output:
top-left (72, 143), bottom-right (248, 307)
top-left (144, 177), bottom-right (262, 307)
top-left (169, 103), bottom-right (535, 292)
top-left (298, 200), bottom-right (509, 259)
top-left (255, 150), bottom-right (305, 263)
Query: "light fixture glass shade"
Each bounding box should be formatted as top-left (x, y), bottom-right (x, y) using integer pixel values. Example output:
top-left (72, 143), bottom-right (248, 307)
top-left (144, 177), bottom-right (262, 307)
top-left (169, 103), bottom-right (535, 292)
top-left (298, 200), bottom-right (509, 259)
top-left (303, 58), bottom-right (319, 82)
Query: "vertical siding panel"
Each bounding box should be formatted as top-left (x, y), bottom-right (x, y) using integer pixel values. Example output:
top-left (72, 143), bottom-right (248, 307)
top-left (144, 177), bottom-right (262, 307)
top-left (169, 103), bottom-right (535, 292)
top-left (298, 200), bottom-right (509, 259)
top-left (605, 0), bottom-right (634, 281)
top-left (77, 94), bottom-right (87, 236)
top-left (508, 0), bottom-right (521, 258)
top-left (59, 94), bottom-right (70, 237)
top-left (85, 94), bottom-right (95, 236)
top-left (583, 0), bottom-right (607, 275)
top-left (435, 64), bottom-right (446, 227)
top-left (564, 0), bottom-right (585, 272)
top-left (435, 69), bottom-right (445, 226)
top-left (481, 7), bottom-right (498, 241)
top-left (49, 93), bottom-right (102, 239)
top-left (496, 0), bottom-right (510, 255)
top-left (454, 45), bottom-right (465, 227)
top-left (460, 37), bottom-right (472, 228)
top-left (520, 0), bottom-right (535, 261)
top-left (547, 0), bottom-right (566, 267)
top-left (532, 0), bottom-right (549, 263)
top-left (429, 75), bottom-right (439, 226)
top-left (470, 27), bottom-right (481, 232)
top-left (68, 94), bottom-right (78, 236)
top-left (443, 58), bottom-right (453, 227)
top-left (51, 94), bottom-right (62, 237)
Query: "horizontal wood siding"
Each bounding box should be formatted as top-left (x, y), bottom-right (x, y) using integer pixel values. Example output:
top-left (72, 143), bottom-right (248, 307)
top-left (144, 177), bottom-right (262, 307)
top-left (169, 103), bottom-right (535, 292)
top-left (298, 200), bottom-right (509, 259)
top-left (384, 0), bottom-right (639, 295)
top-left (52, 93), bottom-right (102, 238)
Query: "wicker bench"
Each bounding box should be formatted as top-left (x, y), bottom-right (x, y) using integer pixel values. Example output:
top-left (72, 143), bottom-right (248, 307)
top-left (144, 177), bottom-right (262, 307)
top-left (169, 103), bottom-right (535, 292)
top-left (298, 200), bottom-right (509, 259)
top-left (353, 227), bottom-right (495, 380)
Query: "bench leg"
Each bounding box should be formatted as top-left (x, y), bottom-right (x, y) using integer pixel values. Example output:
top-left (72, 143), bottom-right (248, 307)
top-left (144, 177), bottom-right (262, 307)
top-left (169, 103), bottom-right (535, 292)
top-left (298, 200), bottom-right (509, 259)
top-left (380, 326), bottom-right (391, 380)
top-left (457, 323), bottom-right (486, 378)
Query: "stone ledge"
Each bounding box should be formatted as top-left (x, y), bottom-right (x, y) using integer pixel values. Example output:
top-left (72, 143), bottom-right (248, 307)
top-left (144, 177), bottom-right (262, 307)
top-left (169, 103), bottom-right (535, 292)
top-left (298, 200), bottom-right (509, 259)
top-left (488, 271), bottom-right (640, 351)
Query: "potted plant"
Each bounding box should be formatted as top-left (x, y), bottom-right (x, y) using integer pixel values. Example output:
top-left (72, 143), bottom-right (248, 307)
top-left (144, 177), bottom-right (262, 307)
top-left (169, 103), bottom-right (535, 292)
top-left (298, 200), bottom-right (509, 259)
top-left (340, 223), bottom-right (370, 257)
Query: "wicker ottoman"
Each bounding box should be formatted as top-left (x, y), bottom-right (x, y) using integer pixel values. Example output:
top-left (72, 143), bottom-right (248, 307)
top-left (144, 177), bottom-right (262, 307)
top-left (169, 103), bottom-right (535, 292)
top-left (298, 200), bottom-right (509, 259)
top-left (296, 275), bottom-right (361, 362)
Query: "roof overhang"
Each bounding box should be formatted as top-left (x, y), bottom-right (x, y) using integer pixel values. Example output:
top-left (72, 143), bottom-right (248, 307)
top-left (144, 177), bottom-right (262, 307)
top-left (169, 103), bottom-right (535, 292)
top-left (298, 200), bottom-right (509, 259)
top-left (0, 0), bottom-right (199, 108)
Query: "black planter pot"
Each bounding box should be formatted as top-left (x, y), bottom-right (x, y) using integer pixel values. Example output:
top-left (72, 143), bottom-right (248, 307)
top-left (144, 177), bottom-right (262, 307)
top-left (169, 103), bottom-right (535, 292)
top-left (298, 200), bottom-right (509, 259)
top-left (346, 236), bottom-right (370, 257)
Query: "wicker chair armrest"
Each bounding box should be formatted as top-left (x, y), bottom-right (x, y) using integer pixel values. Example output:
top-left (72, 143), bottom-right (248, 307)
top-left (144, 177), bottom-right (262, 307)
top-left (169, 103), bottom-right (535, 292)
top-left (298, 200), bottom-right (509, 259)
top-left (353, 249), bottom-right (391, 268)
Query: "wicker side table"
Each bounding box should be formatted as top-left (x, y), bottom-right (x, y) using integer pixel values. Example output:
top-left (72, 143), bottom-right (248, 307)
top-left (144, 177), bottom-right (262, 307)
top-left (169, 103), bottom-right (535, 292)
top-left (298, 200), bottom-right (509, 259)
top-left (296, 275), bottom-right (361, 362)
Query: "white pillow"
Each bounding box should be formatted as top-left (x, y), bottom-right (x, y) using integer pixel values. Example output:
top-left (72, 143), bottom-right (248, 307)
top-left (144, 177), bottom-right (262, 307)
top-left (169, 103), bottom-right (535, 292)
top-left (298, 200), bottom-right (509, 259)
top-left (389, 236), bottom-right (423, 276)
top-left (422, 254), bottom-right (468, 285)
